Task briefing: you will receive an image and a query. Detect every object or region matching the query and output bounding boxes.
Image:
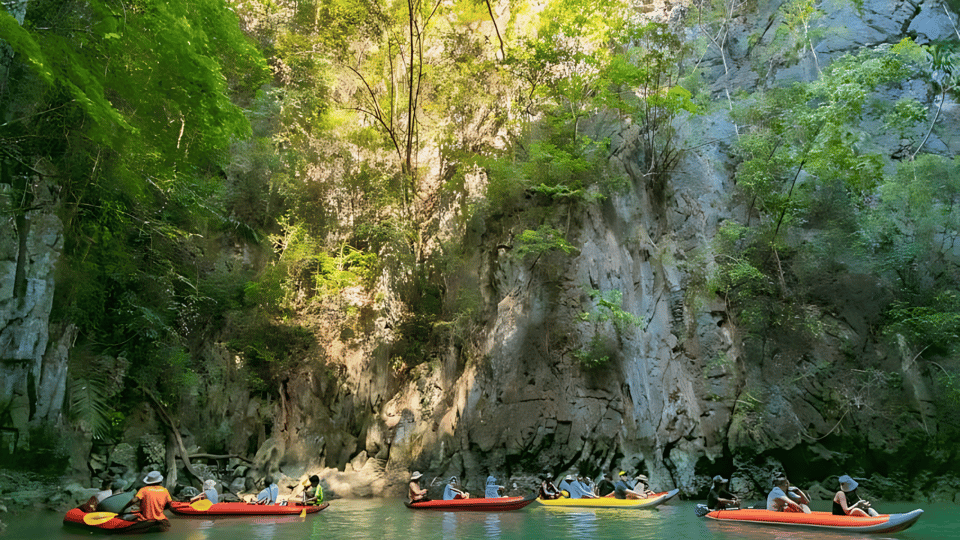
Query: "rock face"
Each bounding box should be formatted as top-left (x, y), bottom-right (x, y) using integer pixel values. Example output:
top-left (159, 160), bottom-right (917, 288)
top-left (0, 176), bottom-right (70, 461)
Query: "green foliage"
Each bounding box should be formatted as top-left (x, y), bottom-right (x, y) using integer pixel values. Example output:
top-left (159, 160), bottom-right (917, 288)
top-left (228, 318), bottom-right (315, 396)
top-left (575, 288), bottom-right (644, 368)
top-left (67, 376), bottom-right (112, 440)
top-left (515, 226), bottom-right (576, 260)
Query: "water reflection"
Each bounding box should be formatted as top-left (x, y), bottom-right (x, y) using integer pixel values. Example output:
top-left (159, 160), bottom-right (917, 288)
top-left (484, 513), bottom-right (501, 537)
top-left (442, 511), bottom-right (456, 538)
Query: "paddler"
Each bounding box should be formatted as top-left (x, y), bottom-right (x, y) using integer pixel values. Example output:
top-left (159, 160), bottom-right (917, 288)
top-left (707, 475), bottom-right (740, 510)
top-left (833, 475), bottom-right (879, 517)
top-left (409, 471), bottom-right (430, 502)
top-left (119, 471), bottom-right (172, 530)
top-left (484, 475), bottom-right (505, 498)
top-left (302, 475), bottom-right (324, 505)
top-left (767, 474), bottom-right (811, 513)
top-left (443, 476), bottom-right (469, 500)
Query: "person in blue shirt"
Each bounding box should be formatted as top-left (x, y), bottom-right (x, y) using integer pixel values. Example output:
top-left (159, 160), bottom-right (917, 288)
top-left (256, 475), bottom-right (279, 505)
top-left (767, 475), bottom-right (810, 513)
top-left (614, 471), bottom-right (644, 499)
top-left (190, 479), bottom-right (219, 504)
top-left (484, 476), bottom-right (505, 498)
top-left (443, 476), bottom-right (469, 500)
top-left (578, 475), bottom-right (597, 497)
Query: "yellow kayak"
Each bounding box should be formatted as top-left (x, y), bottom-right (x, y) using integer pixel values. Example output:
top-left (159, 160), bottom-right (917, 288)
top-left (537, 489), bottom-right (679, 508)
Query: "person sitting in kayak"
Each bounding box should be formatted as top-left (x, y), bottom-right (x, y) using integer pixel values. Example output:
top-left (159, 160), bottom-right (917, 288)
top-left (539, 473), bottom-right (562, 499)
top-left (484, 475), bottom-right (505, 498)
top-left (95, 478), bottom-right (115, 503)
top-left (408, 471), bottom-right (430, 502)
top-left (833, 475), bottom-right (879, 517)
top-left (707, 475), bottom-right (740, 510)
top-left (559, 474), bottom-right (598, 498)
top-left (256, 475), bottom-right (279, 505)
top-left (578, 475), bottom-right (597, 496)
top-left (302, 475), bottom-right (324, 505)
top-left (634, 474), bottom-right (656, 497)
top-left (558, 475), bottom-right (576, 497)
top-left (443, 476), bottom-right (469, 500)
top-left (596, 473), bottom-right (616, 497)
top-left (120, 471), bottom-right (172, 529)
top-left (614, 471), bottom-right (645, 499)
top-left (767, 475), bottom-right (810, 513)
top-left (191, 479), bottom-right (219, 504)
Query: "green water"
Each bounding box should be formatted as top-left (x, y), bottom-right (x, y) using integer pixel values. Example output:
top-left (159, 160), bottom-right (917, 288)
top-left (3, 500), bottom-right (956, 539)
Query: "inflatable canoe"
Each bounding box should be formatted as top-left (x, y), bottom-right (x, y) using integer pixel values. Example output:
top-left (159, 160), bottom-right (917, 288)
top-left (405, 494), bottom-right (537, 511)
top-left (702, 507), bottom-right (924, 534)
top-left (63, 507), bottom-right (170, 534)
top-left (537, 489), bottom-right (680, 509)
top-left (170, 501), bottom-right (329, 516)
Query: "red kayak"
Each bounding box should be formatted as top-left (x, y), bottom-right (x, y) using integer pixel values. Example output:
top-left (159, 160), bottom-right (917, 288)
top-left (702, 507), bottom-right (924, 534)
top-left (63, 507), bottom-right (170, 534)
top-left (405, 494), bottom-right (537, 511)
top-left (169, 501), bottom-right (328, 516)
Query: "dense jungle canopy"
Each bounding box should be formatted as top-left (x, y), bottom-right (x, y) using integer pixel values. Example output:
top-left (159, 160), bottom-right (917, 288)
top-left (2, 0), bottom-right (960, 498)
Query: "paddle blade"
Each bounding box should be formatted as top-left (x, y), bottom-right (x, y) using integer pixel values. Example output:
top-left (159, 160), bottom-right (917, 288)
top-left (300, 507), bottom-right (306, 518)
top-left (83, 512), bottom-right (118, 525)
top-left (190, 499), bottom-right (214, 511)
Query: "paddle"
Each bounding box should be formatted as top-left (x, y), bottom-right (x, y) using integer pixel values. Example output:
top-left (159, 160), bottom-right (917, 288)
top-left (82, 512), bottom-right (118, 525)
top-left (190, 498), bottom-right (214, 511)
top-left (299, 507), bottom-right (306, 518)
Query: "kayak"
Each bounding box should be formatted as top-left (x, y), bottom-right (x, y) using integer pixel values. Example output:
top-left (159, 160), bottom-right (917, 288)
top-left (701, 506), bottom-right (924, 534)
top-left (537, 489), bottom-right (679, 509)
top-left (63, 507), bottom-right (170, 534)
top-left (169, 501), bottom-right (329, 516)
top-left (405, 494), bottom-right (537, 511)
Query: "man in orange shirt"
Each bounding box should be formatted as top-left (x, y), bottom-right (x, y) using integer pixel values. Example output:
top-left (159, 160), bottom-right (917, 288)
top-left (121, 471), bottom-right (172, 529)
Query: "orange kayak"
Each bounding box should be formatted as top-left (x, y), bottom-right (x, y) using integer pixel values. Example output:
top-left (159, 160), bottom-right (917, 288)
top-left (703, 507), bottom-right (924, 534)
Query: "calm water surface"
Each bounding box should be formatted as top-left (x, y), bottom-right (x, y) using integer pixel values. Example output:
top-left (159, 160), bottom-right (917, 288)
top-left (3, 500), bottom-right (957, 539)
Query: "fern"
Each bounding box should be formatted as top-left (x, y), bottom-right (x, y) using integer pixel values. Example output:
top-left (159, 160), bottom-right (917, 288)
top-left (68, 376), bottom-right (113, 440)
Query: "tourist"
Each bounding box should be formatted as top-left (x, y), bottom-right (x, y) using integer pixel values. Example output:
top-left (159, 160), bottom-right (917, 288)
top-left (256, 475), bottom-right (279, 505)
top-left (485, 475), bottom-right (505, 498)
top-left (558, 474), bottom-right (576, 497)
top-left (443, 476), bottom-right (469, 500)
top-left (767, 474), bottom-right (810, 513)
top-left (539, 473), bottom-right (561, 500)
top-left (634, 474), bottom-right (656, 497)
top-left (95, 478), bottom-right (114, 503)
top-left (120, 471), bottom-right (172, 528)
top-left (302, 475), bottom-right (324, 505)
top-left (596, 472), bottom-right (616, 497)
top-left (614, 471), bottom-right (644, 499)
top-left (707, 475), bottom-right (740, 510)
top-left (408, 471), bottom-right (430, 502)
top-left (833, 475), bottom-right (879, 517)
top-left (190, 479), bottom-right (219, 504)
top-left (578, 475), bottom-right (597, 497)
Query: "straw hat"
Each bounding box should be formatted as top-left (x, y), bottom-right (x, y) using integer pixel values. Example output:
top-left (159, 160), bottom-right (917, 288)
top-left (410, 471), bottom-right (423, 481)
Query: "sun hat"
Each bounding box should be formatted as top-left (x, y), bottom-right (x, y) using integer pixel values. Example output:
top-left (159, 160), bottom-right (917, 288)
top-left (713, 475), bottom-right (728, 484)
top-left (619, 471), bottom-right (627, 477)
top-left (565, 474), bottom-right (574, 481)
top-left (143, 471), bottom-right (163, 485)
top-left (410, 471), bottom-right (423, 480)
top-left (838, 475), bottom-right (858, 492)
top-left (636, 474), bottom-right (649, 483)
